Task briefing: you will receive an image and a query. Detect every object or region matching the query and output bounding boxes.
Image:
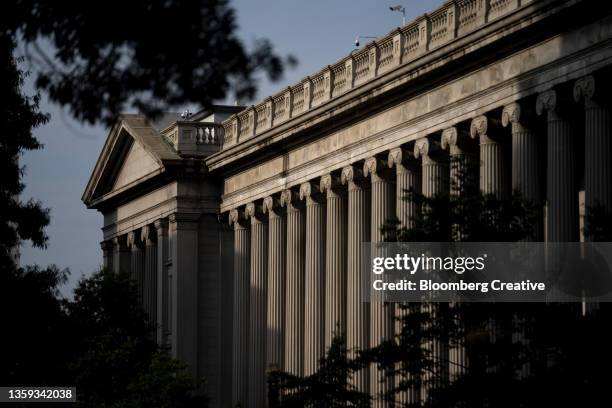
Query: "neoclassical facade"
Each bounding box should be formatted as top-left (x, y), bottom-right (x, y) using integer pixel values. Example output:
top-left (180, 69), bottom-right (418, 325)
top-left (83, 0), bottom-right (612, 406)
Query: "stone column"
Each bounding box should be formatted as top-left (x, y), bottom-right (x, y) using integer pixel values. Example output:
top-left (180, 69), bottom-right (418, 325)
top-left (127, 230), bottom-right (145, 303)
top-left (299, 181), bottom-right (326, 375)
top-left (112, 235), bottom-right (130, 274)
top-left (245, 202), bottom-right (268, 408)
top-left (574, 76), bottom-right (612, 220)
top-left (141, 225), bottom-right (158, 324)
top-left (280, 189), bottom-right (305, 376)
top-left (364, 156), bottom-right (395, 407)
top-left (263, 196), bottom-right (286, 371)
top-left (154, 218), bottom-right (169, 347)
top-left (169, 213), bottom-right (199, 378)
top-left (388, 147), bottom-right (420, 229)
top-left (414, 138), bottom-right (449, 400)
top-left (101, 240), bottom-right (113, 270)
top-left (229, 208), bottom-right (250, 407)
top-left (441, 126), bottom-right (476, 196)
top-left (320, 174), bottom-right (347, 350)
top-left (341, 164), bottom-right (371, 393)
top-left (414, 138), bottom-right (448, 197)
top-left (470, 115), bottom-right (508, 198)
top-left (537, 90), bottom-right (579, 242)
top-left (502, 102), bottom-right (542, 240)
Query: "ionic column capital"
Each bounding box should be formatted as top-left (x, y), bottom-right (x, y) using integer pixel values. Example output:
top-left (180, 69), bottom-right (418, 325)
top-left (341, 164), bottom-right (368, 190)
top-left (441, 126), bottom-right (472, 156)
top-left (229, 208), bottom-right (249, 229)
top-left (363, 156), bottom-right (390, 182)
top-left (300, 181), bottom-right (323, 205)
top-left (126, 230), bottom-right (143, 249)
top-left (245, 202), bottom-right (266, 224)
top-left (536, 89), bottom-right (573, 120)
top-left (154, 218), bottom-right (169, 237)
top-left (280, 189), bottom-right (304, 212)
top-left (414, 137), bottom-right (430, 160)
top-left (470, 115), bottom-right (502, 144)
top-left (320, 173), bottom-right (344, 196)
top-left (140, 224), bottom-right (157, 246)
top-left (573, 75), bottom-right (607, 109)
top-left (100, 240), bottom-right (114, 252)
top-left (388, 147), bottom-right (417, 173)
top-left (112, 235), bottom-right (128, 251)
top-left (263, 196), bottom-right (284, 218)
top-left (502, 102), bottom-right (536, 133)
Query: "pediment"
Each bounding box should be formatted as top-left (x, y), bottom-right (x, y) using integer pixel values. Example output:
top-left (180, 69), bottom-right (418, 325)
top-left (83, 114), bottom-right (180, 208)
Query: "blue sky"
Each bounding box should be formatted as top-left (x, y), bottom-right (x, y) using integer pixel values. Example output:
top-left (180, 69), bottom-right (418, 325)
top-left (19, 0), bottom-right (443, 294)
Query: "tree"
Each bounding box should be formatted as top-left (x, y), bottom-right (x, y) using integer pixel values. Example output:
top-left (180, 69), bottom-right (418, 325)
top-left (66, 269), bottom-right (207, 408)
top-left (2, 0), bottom-right (294, 125)
top-left (268, 335), bottom-right (370, 407)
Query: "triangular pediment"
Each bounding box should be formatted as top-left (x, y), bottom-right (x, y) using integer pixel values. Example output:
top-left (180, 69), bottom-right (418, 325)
top-left (112, 140), bottom-right (160, 191)
top-left (82, 114), bottom-right (180, 208)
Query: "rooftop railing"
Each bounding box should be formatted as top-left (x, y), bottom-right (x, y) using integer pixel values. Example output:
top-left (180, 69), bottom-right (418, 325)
top-left (162, 121), bottom-right (224, 156)
top-left (222, 0), bottom-right (529, 148)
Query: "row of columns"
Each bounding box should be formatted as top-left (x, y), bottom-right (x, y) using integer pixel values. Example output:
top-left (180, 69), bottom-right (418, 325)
top-left (227, 74), bottom-right (612, 407)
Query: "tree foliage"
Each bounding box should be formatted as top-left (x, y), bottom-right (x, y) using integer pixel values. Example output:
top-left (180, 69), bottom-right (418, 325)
top-left (2, 0), bottom-right (294, 125)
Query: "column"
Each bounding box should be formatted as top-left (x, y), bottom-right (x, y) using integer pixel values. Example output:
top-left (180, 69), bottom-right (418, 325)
top-left (502, 102), bottom-right (542, 240)
top-left (127, 230), bottom-right (145, 303)
top-left (101, 240), bottom-right (113, 270)
top-left (537, 90), bottom-right (579, 242)
top-left (299, 181), bottom-right (325, 375)
top-left (280, 189), bottom-right (305, 376)
top-left (263, 196), bottom-right (286, 371)
top-left (341, 164), bottom-right (370, 393)
top-left (229, 208), bottom-right (250, 407)
top-left (141, 225), bottom-right (158, 323)
top-left (169, 213), bottom-right (200, 377)
top-left (470, 115), bottom-right (508, 198)
top-left (574, 76), bottom-right (612, 220)
top-left (112, 235), bottom-right (130, 274)
top-left (414, 137), bottom-right (449, 401)
top-left (320, 174), bottom-right (347, 349)
top-left (388, 147), bottom-right (421, 229)
top-left (154, 218), bottom-right (169, 347)
top-left (364, 156), bottom-right (395, 407)
top-left (246, 202), bottom-right (268, 408)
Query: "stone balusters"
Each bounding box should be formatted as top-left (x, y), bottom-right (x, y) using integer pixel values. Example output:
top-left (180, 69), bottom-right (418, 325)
top-left (280, 189), bottom-right (306, 377)
top-left (470, 115), bottom-right (508, 198)
top-left (154, 219), bottom-right (170, 347)
top-left (245, 202), bottom-right (268, 408)
top-left (388, 147), bottom-right (421, 230)
top-left (263, 196), bottom-right (286, 371)
top-left (141, 225), bottom-right (158, 324)
top-left (229, 208), bottom-right (250, 407)
top-left (502, 102), bottom-right (542, 240)
top-left (341, 164), bottom-right (371, 393)
top-left (574, 75), bottom-right (612, 227)
top-left (320, 174), bottom-right (347, 350)
top-left (363, 156), bottom-right (395, 407)
top-left (299, 181), bottom-right (326, 375)
top-left (537, 89), bottom-right (579, 242)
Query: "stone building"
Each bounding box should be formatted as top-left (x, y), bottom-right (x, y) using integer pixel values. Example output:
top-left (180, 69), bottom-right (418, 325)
top-left (83, 0), bottom-right (612, 406)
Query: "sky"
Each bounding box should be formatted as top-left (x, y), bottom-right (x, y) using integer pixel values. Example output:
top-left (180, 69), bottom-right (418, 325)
top-left (19, 0), bottom-right (443, 294)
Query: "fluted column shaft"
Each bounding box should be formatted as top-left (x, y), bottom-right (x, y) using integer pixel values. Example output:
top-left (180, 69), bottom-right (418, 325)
top-left (112, 235), bottom-right (130, 274)
top-left (246, 203), bottom-right (268, 408)
top-left (342, 165), bottom-right (371, 393)
top-left (230, 209), bottom-right (250, 407)
top-left (300, 183), bottom-right (326, 375)
top-left (364, 157), bottom-right (395, 407)
top-left (101, 241), bottom-right (113, 270)
top-left (264, 197), bottom-right (286, 371)
top-left (282, 190), bottom-right (306, 376)
top-left (389, 148), bottom-right (421, 229)
top-left (127, 231), bottom-right (145, 303)
top-left (155, 219), bottom-right (169, 347)
top-left (320, 174), bottom-right (347, 349)
top-left (574, 76), bottom-right (612, 218)
top-left (537, 90), bottom-right (578, 242)
top-left (142, 226), bottom-right (158, 324)
top-left (471, 115), bottom-right (507, 198)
